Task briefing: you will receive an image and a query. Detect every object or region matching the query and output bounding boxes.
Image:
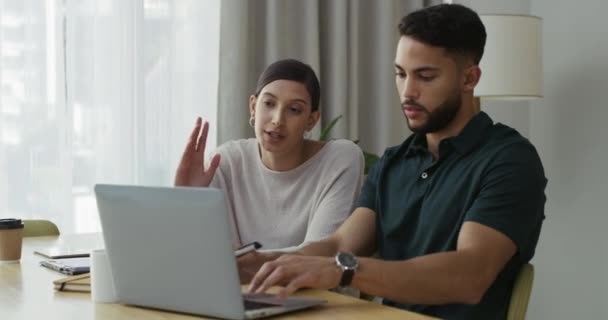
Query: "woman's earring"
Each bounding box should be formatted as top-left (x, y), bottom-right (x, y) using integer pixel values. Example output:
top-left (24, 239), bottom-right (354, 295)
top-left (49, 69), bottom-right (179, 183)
top-left (249, 116), bottom-right (255, 128)
top-left (304, 131), bottom-right (312, 140)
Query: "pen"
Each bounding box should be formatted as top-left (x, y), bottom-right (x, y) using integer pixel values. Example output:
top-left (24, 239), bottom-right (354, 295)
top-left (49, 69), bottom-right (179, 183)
top-left (234, 241), bottom-right (262, 257)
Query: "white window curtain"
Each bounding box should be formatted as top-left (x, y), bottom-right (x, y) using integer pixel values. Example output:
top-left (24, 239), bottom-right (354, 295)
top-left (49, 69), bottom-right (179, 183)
top-left (0, 0), bottom-right (220, 234)
top-left (217, 0), bottom-right (421, 155)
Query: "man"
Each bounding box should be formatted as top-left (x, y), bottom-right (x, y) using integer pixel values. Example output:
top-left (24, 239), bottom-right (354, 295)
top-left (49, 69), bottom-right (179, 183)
top-left (246, 4), bottom-right (546, 319)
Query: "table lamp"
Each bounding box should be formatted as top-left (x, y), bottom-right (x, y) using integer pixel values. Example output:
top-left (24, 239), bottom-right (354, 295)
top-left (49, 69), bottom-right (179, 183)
top-left (475, 14), bottom-right (543, 111)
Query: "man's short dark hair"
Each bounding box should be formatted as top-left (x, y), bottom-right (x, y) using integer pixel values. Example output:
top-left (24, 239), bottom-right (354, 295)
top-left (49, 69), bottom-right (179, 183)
top-left (398, 4), bottom-right (486, 65)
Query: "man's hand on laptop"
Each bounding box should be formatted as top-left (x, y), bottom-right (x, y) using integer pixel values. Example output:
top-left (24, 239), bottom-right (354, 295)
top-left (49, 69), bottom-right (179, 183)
top-left (248, 255), bottom-right (341, 299)
top-left (238, 251), bottom-right (281, 284)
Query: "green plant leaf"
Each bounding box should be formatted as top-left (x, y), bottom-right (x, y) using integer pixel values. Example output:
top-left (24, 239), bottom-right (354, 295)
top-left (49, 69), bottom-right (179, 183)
top-left (318, 113), bottom-right (380, 174)
top-left (363, 151), bottom-right (380, 175)
top-left (319, 115), bottom-right (343, 141)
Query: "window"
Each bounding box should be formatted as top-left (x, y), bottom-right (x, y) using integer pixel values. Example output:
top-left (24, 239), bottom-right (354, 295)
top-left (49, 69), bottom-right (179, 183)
top-left (0, 0), bottom-right (220, 233)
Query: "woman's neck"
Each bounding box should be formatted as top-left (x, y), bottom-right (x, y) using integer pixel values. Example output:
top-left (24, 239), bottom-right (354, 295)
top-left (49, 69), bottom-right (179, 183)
top-left (259, 140), bottom-right (308, 172)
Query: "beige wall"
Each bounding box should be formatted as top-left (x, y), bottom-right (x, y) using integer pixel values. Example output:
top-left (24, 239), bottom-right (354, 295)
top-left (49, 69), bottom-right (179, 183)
top-left (529, 0), bottom-right (608, 318)
top-left (461, 0), bottom-right (608, 318)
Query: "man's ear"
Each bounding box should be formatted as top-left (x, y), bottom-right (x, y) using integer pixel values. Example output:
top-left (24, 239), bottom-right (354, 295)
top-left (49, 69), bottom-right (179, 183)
top-left (249, 95), bottom-right (257, 116)
top-left (463, 65), bottom-right (481, 92)
top-left (308, 111), bottom-right (321, 131)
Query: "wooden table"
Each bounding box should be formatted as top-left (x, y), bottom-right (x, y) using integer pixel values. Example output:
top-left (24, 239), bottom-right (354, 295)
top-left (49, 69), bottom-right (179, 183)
top-left (0, 234), bottom-right (436, 320)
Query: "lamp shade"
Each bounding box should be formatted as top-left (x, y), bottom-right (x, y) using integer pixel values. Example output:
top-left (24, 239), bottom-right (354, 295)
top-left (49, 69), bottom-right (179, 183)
top-left (476, 15), bottom-right (543, 100)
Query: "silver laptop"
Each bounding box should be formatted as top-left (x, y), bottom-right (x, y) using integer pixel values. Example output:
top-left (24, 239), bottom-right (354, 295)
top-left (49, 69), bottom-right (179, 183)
top-left (94, 184), bottom-right (325, 320)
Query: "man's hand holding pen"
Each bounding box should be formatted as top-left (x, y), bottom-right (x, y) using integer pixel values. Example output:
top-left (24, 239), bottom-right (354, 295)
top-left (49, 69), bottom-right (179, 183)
top-left (235, 241), bottom-right (262, 257)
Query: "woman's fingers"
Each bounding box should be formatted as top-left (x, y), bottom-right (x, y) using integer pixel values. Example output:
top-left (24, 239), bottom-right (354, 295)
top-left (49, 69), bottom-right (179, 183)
top-left (180, 117), bottom-right (202, 159)
top-left (205, 154), bottom-right (221, 177)
top-left (190, 117), bottom-right (203, 150)
top-left (176, 117), bottom-right (219, 187)
top-left (196, 120), bottom-right (209, 153)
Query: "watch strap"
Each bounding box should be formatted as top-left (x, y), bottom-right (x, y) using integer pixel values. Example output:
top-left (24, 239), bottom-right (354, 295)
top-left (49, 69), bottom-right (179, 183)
top-left (339, 269), bottom-right (354, 287)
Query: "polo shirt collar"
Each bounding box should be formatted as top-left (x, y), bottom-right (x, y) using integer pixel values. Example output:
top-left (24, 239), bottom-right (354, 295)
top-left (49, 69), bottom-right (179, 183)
top-left (448, 111), bottom-right (493, 155)
top-left (403, 111), bottom-right (494, 158)
top-left (404, 133), bottom-right (427, 158)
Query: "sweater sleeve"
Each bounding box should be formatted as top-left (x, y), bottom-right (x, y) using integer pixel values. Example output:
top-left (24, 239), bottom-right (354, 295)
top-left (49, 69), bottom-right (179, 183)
top-left (209, 144), bottom-right (243, 248)
top-left (268, 141), bottom-right (365, 253)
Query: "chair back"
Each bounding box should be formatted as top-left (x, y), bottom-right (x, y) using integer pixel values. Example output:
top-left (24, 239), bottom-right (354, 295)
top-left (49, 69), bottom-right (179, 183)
top-left (507, 263), bottom-right (534, 320)
top-left (23, 219), bottom-right (60, 237)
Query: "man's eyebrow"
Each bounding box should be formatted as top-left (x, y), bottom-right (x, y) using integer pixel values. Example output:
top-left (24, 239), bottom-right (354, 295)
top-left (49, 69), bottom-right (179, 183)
top-left (289, 99), bottom-right (308, 105)
top-left (394, 64), bottom-right (440, 73)
top-left (413, 66), bottom-right (440, 73)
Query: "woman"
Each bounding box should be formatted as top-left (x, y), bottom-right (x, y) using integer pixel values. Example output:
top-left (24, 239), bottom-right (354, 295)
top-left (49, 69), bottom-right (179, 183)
top-left (175, 59), bottom-right (363, 253)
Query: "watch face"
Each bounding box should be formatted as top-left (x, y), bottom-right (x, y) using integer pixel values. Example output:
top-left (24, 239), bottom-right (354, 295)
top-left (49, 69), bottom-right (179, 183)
top-left (337, 252), bottom-right (357, 268)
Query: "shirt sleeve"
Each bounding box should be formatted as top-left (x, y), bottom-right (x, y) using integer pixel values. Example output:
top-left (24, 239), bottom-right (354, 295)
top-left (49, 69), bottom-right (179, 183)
top-left (355, 149), bottom-right (387, 212)
top-left (464, 142), bottom-right (547, 261)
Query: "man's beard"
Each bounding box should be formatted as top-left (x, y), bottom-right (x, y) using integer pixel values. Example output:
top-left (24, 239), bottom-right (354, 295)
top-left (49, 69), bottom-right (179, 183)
top-left (404, 90), bottom-right (462, 134)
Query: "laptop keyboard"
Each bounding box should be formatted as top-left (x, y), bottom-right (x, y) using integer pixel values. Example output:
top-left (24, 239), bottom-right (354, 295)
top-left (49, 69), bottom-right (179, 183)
top-left (244, 300), bottom-right (280, 311)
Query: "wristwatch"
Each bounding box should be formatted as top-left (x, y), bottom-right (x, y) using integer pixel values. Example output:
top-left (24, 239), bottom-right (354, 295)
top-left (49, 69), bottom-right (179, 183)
top-left (335, 251), bottom-right (359, 287)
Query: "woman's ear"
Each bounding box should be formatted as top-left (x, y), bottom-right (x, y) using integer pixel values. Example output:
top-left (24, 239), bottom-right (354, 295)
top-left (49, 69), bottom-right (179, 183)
top-left (308, 111), bottom-right (321, 131)
top-left (249, 95), bottom-right (257, 116)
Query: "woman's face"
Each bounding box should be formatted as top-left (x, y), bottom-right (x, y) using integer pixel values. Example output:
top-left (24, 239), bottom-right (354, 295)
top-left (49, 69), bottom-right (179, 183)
top-left (249, 79), bottom-right (319, 154)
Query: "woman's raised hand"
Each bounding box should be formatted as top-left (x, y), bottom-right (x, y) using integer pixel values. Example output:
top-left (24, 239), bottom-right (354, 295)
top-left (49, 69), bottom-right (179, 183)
top-left (174, 117), bottom-right (220, 187)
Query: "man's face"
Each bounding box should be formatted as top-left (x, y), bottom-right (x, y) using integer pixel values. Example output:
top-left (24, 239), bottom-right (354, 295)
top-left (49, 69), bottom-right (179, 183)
top-left (394, 36), bottom-right (464, 134)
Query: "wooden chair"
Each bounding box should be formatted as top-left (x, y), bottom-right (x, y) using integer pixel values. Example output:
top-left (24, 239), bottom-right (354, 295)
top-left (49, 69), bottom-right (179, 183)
top-left (507, 263), bottom-right (535, 320)
top-left (23, 219), bottom-right (60, 237)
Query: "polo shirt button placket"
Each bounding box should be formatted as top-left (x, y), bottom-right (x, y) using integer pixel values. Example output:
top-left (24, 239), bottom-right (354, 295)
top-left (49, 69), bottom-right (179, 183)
top-left (421, 172), bottom-right (428, 179)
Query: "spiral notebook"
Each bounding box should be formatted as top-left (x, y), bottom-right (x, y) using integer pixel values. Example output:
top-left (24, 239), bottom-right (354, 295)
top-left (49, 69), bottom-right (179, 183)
top-left (40, 257), bottom-right (90, 275)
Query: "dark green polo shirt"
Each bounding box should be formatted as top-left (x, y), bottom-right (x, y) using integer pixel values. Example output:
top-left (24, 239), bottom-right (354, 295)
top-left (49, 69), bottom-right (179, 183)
top-left (357, 112), bottom-right (546, 320)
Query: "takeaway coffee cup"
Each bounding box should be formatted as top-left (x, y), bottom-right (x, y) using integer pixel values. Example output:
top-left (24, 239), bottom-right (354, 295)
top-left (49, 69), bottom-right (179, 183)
top-left (0, 218), bottom-right (24, 263)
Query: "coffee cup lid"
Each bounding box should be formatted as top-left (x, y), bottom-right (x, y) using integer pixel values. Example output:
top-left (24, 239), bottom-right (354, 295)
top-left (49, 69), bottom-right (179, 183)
top-left (0, 219), bottom-right (24, 230)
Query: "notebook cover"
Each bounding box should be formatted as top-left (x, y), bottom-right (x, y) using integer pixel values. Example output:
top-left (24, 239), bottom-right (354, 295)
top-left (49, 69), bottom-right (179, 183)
top-left (53, 273), bottom-right (91, 292)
